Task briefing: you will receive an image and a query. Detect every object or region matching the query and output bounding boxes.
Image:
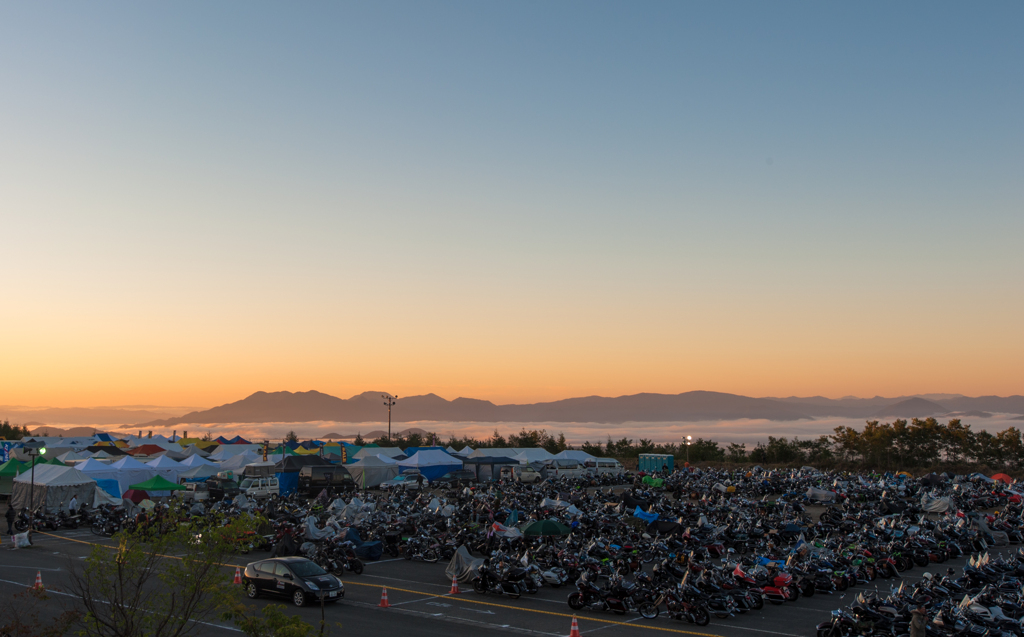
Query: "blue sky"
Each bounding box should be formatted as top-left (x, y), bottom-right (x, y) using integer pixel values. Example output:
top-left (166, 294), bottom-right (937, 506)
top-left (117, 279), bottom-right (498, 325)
top-left (1, 2), bottom-right (1022, 407)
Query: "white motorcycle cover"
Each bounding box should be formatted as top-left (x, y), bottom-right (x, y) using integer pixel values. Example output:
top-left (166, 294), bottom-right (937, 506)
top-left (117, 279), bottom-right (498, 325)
top-left (445, 545), bottom-right (484, 583)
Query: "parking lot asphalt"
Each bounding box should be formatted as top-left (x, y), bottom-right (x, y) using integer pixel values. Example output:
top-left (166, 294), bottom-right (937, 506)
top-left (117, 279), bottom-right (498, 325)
top-left (3, 524), bottom-right (1016, 637)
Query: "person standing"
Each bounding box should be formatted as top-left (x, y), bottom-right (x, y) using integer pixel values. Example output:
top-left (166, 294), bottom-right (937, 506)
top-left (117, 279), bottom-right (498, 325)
top-left (5, 505), bottom-right (15, 535)
top-left (69, 495), bottom-right (78, 513)
top-left (910, 606), bottom-right (928, 637)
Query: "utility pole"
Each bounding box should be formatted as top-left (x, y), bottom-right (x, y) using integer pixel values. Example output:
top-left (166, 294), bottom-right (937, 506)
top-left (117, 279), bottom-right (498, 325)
top-left (382, 394), bottom-right (398, 442)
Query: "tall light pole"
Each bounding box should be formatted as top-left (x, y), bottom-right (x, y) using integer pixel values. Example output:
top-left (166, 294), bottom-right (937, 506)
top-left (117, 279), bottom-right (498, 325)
top-left (382, 394), bottom-right (398, 442)
top-left (25, 441), bottom-right (47, 520)
top-left (684, 435), bottom-right (693, 465)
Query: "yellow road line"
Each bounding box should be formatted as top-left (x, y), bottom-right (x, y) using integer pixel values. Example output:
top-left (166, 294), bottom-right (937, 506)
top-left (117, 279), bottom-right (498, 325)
top-left (36, 531), bottom-right (722, 637)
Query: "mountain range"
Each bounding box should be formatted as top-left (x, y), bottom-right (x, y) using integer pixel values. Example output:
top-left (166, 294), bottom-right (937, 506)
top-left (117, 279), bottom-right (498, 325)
top-left (128, 390), bottom-right (1024, 427)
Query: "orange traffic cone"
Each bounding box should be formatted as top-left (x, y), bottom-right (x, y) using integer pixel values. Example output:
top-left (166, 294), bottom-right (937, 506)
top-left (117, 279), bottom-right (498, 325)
top-left (33, 571), bottom-right (43, 590)
top-left (569, 615), bottom-right (581, 637)
top-left (448, 575), bottom-right (460, 594)
top-left (378, 586), bottom-right (391, 608)
top-left (233, 567), bottom-right (242, 584)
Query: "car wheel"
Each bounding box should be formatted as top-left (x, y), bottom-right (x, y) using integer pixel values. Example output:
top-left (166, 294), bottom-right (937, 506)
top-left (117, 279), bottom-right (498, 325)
top-left (293, 590), bottom-right (307, 607)
top-left (246, 582), bottom-right (259, 599)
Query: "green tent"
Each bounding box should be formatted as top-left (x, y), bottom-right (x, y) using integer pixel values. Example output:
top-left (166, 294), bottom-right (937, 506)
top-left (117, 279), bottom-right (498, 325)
top-left (128, 475), bottom-right (185, 491)
top-left (0, 459), bottom-right (26, 496)
top-left (520, 519), bottom-right (572, 537)
top-left (44, 457), bottom-right (66, 466)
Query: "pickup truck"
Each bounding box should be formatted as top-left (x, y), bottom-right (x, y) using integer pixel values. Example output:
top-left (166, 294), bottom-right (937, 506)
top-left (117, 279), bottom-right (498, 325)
top-left (240, 476), bottom-right (280, 499)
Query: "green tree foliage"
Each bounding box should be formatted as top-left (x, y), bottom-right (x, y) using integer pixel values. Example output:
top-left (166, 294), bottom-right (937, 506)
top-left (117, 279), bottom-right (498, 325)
top-left (221, 603), bottom-right (314, 637)
top-left (284, 431), bottom-right (299, 443)
top-left (0, 419), bottom-right (30, 440)
top-left (67, 512), bottom-right (263, 637)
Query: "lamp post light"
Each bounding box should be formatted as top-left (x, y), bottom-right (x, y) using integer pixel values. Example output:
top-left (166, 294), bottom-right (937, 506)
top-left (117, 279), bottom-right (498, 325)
top-left (25, 441), bottom-right (47, 521)
top-left (382, 394), bottom-right (398, 441)
top-left (684, 435), bottom-right (693, 465)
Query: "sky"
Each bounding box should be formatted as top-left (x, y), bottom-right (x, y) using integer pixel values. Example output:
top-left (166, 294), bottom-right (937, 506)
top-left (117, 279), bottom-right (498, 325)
top-left (1, 2), bottom-right (1022, 410)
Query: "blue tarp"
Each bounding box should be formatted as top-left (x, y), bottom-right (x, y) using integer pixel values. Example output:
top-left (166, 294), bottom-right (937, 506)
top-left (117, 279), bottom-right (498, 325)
top-left (633, 506), bottom-right (659, 523)
top-left (276, 472), bottom-right (299, 496)
top-left (337, 527), bottom-right (384, 561)
top-left (95, 479), bottom-right (121, 499)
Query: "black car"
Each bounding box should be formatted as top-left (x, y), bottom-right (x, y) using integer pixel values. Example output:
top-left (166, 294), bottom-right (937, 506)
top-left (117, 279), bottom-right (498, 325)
top-left (243, 557), bottom-right (345, 607)
top-left (205, 477), bottom-right (241, 501)
top-left (297, 465), bottom-right (355, 496)
top-left (434, 470), bottom-right (478, 488)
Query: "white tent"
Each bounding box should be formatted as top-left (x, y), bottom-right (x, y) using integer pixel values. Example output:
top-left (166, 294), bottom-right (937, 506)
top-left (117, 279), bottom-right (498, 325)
top-left (354, 446), bottom-right (405, 460)
top-left (445, 446), bottom-right (459, 455)
top-left (146, 455), bottom-right (185, 483)
top-left (348, 455), bottom-right (400, 488)
top-left (208, 444), bottom-right (263, 460)
top-left (11, 464), bottom-right (97, 514)
top-left (554, 450), bottom-right (597, 463)
top-left (514, 448), bottom-right (556, 464)
top-left (57, 450), bottom-right (92, 464)
top-left (469, 448), bottom-right (518, 459)
top-left (458, 446), bottom-right (474, 455)
top-left (181, 444), bottom-right (211, 458)
top-left (179, 454), bottom-right (218, 468)
top-left (100, 456), bottom-right (158, 497)
top-left (397, 450), bottom-right (462, 482)
top-left (219, 452), bottom-right (262, 471)
top-left (179, 465), bottom-right (220, 481)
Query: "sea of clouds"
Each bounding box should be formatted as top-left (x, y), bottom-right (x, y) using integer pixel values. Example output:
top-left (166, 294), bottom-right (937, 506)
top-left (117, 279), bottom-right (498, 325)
top-left (155, 414), bottom-right (1024, 447)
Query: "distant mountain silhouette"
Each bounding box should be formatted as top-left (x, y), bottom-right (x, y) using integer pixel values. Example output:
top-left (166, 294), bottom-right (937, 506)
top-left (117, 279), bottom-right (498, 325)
top-left (140, 390), bottom-right (812, 426)
top-left (2, 406), bottom-right (184, 426)
top-left (871, 397), bottom-right (947, 418)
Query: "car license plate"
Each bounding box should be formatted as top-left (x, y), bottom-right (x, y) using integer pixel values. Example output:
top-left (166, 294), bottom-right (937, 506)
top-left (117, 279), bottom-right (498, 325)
top-left (329, 591), bottom-right (337, 598)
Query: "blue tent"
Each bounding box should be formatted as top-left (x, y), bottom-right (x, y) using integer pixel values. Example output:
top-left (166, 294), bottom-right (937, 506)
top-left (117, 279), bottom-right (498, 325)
top-left (397, 449), bottom-right (462, 482)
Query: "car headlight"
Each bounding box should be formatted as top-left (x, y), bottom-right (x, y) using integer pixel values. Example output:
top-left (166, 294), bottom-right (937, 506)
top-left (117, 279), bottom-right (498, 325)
top-left (306, 582), bottom-right (319, 591)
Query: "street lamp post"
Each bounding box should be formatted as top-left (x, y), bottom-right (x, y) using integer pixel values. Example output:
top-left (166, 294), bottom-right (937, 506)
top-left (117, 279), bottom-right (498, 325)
top-left (25, 441), bottom-right (47, 522)
top-left (382, 394), bottom-right (398, 441)
top-left (684, 435), bottom-right (693, 465)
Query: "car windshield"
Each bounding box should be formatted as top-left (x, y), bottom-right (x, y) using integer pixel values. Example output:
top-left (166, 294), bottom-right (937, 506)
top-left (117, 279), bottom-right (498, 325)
top-left (289, 561), bottom-right (327, 577)
top-left (240, 479), bottom-right (254, 489)
top-left (222, 481), bottom-right (239, 489)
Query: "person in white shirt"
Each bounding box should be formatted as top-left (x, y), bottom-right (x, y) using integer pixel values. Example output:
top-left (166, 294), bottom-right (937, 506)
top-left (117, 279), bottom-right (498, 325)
top-left (69, 495), bottom-right (78, 513)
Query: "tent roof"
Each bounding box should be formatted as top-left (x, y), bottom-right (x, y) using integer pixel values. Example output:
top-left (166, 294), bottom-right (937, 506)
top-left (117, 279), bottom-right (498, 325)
top-left (127, 444), bottom-right (166, 456)
top-left (13, 464), bottom-right (96, 486)
top-left (109, 456), bottom-right (152, 470)
top-left (179, 454), bottom-right (218, 467)
top-left (179, 465), bottom-right (220, 479)
top-left (469, 448), bottom-right (517, 458)
top-left (514, 448), bottom-right (556, 462)
top-left (359, 446), bottom-right (405, 459)
top-left (398, 449), bottom-right (461, 467)
top-left (554, 450), bottom-right (597, 462)
top-left (0, 459), bottom-right (25, 476)
top-left (76, 458), bottom-right (113, 472)
top-left (351, 455), bottom-right (399, 466)
top-left (146, 455), bottom-right (184, 469)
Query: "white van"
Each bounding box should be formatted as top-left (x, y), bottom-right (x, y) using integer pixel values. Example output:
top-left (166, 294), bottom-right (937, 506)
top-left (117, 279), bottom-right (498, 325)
top-left (546, 459), bottom-right (585, 480)
top-left (585, 458), bottom-right (624, 476)
top-left (500, 465), bottom-right (543, 484)
top-left (240, 476), bottom-right (280, 499)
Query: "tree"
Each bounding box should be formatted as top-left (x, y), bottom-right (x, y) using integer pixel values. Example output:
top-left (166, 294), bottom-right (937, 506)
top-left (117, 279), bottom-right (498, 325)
top-left (221, 603), bottom-right (314, 637)
top-left (0, 586), bottom-right (79, 637)
top-left (0, 419), bottom-right (30, 440)
top-left (352, 433), bottom-right (365, 446)
top-left (67, 512), bottom-right (261, 637)
top-left (725, 443), bottom-right (747, 463)
top-left (285, 431), bottom-right (299, 444)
